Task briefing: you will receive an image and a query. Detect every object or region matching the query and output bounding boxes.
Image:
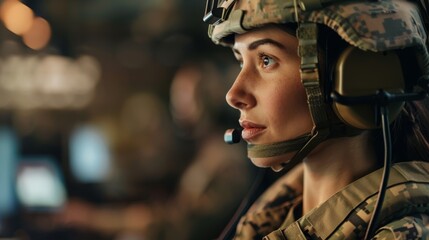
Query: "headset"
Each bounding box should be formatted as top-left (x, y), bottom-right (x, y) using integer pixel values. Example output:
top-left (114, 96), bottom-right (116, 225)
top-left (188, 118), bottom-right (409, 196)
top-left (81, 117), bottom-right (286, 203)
top-left (332, 47), bottom-right (405, 129)
top-left (331, 46), bottom-right (427, 239)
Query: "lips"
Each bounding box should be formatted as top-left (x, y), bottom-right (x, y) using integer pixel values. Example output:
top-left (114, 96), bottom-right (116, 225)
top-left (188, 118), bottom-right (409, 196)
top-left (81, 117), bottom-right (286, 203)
top-left (240, 120), bottom-right (266, 141)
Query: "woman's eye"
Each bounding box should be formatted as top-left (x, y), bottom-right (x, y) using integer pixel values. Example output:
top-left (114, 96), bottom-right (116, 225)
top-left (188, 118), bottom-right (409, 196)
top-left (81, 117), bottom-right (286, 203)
top-left (261, 55), bottom-right (275, 68)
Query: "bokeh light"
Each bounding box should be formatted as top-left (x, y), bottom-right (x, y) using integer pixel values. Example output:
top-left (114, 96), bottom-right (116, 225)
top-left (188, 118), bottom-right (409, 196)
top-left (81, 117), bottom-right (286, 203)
top-left (1, 0), bottom-right (34, 35)
top-left (22, 17), bottom-right (51, 50)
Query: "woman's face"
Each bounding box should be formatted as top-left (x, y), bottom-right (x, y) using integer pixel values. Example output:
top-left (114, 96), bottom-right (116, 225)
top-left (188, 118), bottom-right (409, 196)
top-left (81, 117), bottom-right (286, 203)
top-left (226, 25), bottom-right (313, 167)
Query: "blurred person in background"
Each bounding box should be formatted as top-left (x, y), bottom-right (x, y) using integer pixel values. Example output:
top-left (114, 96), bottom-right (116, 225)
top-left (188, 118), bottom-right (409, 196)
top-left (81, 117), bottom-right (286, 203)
top-left (109, 92), bottom-right (186, 202)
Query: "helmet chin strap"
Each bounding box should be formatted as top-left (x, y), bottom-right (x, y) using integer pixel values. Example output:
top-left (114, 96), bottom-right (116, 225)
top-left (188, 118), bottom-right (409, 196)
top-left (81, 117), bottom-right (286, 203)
top-left (247, 134), bottom-right (311, 158)
top-left (247, 127), bottom-right (330, 172)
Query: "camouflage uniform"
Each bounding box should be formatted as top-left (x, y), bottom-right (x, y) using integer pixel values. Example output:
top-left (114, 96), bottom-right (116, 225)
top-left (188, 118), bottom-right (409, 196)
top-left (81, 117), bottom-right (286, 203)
top-left (233, 161), bottom-right (429, 240)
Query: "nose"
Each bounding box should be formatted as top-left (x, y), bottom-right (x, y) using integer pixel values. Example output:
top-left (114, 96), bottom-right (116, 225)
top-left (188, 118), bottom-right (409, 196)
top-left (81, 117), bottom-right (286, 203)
top-left (225, 69), bottom-right (256, 110)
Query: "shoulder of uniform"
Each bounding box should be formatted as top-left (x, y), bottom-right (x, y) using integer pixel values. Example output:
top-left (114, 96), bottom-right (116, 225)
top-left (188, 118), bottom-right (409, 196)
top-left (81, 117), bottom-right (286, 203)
top-left (372, 213), bottom-right (429, 239)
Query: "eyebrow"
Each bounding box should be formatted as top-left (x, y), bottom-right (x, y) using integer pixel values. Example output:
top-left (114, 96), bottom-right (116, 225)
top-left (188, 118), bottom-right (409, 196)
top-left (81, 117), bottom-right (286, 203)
top-left (233, 38), bottom-right (286, 55)
top-left (249, 39), bottom-right (286, 50)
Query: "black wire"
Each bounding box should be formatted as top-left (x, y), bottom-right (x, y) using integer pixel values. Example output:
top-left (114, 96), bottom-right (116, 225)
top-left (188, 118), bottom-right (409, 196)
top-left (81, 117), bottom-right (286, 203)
top-left (364, 106), bottom-right (392, 240)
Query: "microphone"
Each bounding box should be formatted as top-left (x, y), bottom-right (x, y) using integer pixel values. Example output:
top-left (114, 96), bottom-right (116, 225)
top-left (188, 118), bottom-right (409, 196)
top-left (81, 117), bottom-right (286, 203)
top-left (224, 128), bottom-right (242, 144)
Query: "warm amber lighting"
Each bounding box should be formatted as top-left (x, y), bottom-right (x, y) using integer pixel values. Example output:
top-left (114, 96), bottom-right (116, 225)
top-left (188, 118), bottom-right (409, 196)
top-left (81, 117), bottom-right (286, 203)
top-left (23, 17), bottom-right (51, 50)
top-left (1, 0), bottom-right (34, 35)
top-left (0, 0), bottom-right (18, 19)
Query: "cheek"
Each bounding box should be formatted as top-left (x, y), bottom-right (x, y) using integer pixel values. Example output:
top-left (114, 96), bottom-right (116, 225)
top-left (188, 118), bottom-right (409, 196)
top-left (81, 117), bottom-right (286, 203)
top-left (292, 81), bottom-right (309, 108)
top-left (280, 66), bottom-right (307, 104)
top-left (275, 77), bottom-right (308, 114)
top-left (270, 77), bottom-right (312, 134)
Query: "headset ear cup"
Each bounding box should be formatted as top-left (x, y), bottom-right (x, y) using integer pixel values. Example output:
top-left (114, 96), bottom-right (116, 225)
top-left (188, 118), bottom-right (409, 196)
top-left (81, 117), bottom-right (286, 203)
top-left (332, 46), bottom-right (405, 129)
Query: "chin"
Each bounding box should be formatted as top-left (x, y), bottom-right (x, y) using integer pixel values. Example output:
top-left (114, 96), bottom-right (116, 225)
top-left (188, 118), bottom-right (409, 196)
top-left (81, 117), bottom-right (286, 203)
top-left (249, 152), bottom-right (296, 169)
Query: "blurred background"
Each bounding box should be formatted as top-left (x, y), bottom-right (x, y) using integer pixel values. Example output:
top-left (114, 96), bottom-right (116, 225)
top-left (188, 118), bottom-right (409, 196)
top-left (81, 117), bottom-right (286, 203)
top-left (0, 0), bottom-right (261, 239)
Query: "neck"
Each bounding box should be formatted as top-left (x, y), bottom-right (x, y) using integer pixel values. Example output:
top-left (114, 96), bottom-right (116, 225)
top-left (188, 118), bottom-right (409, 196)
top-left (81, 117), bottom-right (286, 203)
top-left (301, 132), bottom-right (378, 215)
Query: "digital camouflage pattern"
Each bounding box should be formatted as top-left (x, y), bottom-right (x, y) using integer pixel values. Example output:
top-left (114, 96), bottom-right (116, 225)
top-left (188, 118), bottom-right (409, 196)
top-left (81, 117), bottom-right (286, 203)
top-left (209, 0), bottom-right (429, 74)
top-left (233, 162), bottom-right (429, 240)
top-left (210, 0), bottom-right (426, 51)
top-left (234, 164), bottom-right (304, 239)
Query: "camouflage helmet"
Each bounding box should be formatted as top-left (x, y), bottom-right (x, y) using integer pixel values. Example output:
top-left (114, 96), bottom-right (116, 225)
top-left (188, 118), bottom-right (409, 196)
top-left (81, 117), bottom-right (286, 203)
top-left (206, 0), bottom-right (428, 53)
top-left (204, 0), bottom-right (429, 169)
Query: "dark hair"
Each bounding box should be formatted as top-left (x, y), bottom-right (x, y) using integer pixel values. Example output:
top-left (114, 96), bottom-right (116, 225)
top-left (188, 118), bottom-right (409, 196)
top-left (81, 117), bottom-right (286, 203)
top-left (388, 100), bottom-right (429, 162)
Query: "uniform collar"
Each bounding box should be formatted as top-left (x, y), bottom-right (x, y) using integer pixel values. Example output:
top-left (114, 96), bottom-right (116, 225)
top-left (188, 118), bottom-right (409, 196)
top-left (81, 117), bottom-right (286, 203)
top-left (265, 161), bottom-right (429, 239)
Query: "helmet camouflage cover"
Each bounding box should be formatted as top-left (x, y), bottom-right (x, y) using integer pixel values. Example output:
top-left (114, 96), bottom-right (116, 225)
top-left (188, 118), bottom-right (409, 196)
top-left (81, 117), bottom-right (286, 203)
top-left (207, 0), bottom-right (429, 73)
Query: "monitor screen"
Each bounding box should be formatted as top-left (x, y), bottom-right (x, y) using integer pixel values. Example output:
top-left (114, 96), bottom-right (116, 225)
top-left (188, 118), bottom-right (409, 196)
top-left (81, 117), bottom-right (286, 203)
top-left (69, 125), bottom-right (111, 183)
top-left (0, 127), bottom-right (18, 217)
top-left (15, 157), bottom-right (67, 211)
